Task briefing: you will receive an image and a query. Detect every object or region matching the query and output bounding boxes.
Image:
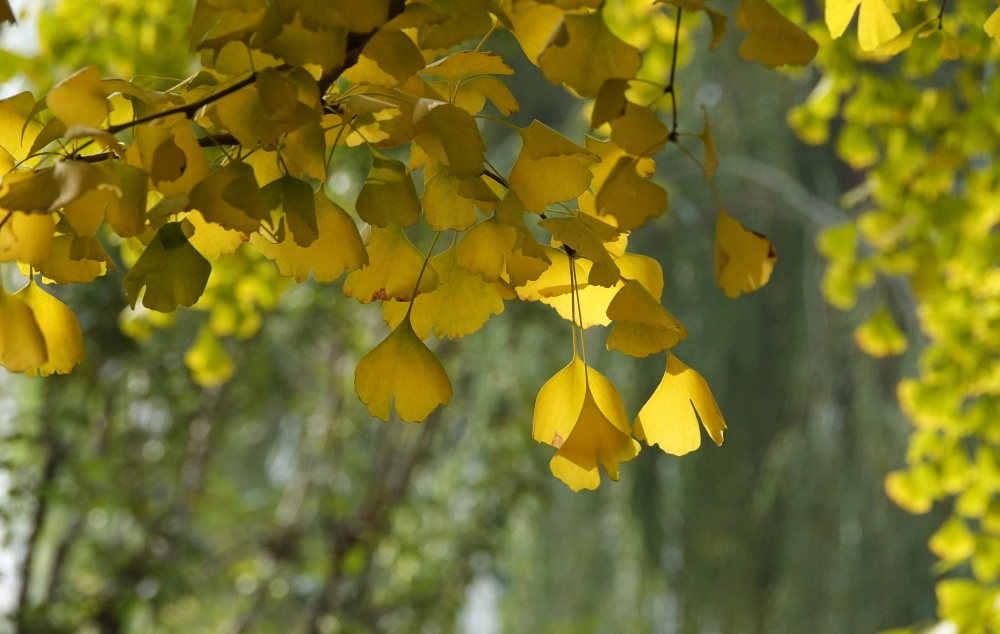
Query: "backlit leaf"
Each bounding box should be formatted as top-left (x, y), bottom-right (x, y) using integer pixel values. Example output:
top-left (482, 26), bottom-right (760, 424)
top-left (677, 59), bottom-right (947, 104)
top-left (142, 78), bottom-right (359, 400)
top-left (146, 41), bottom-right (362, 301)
top-left (715, 209), bottom-right (777, 298)
top-left (635, 352), bottom-right (727, 456)
top-left (343, 224), bottom-right (438, 303)
top-left (735, 0), bottom-right (818, 67)
top-left (250, 192), bottom-right (367, 282)
top-left (356, 153), bottom-right (421, 228)
top-left (0, 284), bottom-right (47, 374)
top-left (47, 66), bottom-right (109, 129)
top-left (538, 11), bottom-right (642, 98)
top-left (124, 221), bottom-right (212, 312)
top-left (509, 121), bottom-right (597, 213)
top-left (354, 314), bottom-right (453, 422)
top-left (382, 245), bottom-right (505, 340)
top-left (606, 279), bottom-right (687, 357)
top-left (854, 306), bottom-right (908, 357)
top-left (14, 280), bottom-right (85, 377)
top-left (184, 326), bottom-right (236, 387)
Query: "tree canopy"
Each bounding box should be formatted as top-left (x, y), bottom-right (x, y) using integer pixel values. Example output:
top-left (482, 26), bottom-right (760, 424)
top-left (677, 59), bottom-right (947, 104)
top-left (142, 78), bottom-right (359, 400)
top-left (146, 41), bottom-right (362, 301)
top-left (1, 0), bottom-right (999, 631)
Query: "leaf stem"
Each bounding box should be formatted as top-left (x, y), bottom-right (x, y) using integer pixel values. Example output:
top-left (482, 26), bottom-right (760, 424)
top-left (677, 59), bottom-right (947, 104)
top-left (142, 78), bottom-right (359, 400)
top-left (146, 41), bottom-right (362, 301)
top-left (567, 248), bottom-right (578, 359)
top-left (473, 114), bottom-right (519, 131)
top-left (936, 0), bottom-right (948, 29)
top-left (666, 7), bottom-right (683, 136)
top-left (406, 231), bottom-right (442, 319)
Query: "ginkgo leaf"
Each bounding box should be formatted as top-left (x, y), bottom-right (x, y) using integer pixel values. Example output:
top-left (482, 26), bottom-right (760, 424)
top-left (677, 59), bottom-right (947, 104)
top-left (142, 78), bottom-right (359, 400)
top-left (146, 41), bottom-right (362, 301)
top-left (606, 279), bottom-right (687, 357)
top-left (595, 156), bottom-right (668, 231)
top-left (0, 92), bottom-right (42, 163)
top-left (854, 306), bottom-right (908, 357)
top-left (609, 102), bottom-right (669, 157)
top-left (420, 50), bottom-right (514, 81)
top-left (539, 216), bottom-right (620, 287)
top-left (987, 6), bottom-right (1000, 42)
top-left (413, 100), bottom-right (485, 178)
top-left (423, 162), bottom-right (496, 232)
top-left (655, 0), bottom-right (728, 51)
top-left (826, 0), bottom-right (901, 51)
top-left (382, 245), bottom-right (505, 340)
top-left (51, 160), bottom-right (109, 212)
top-left (508, 0), bottom-right (566, 63)
top-left (14, 280), bottom-right (85, 377)
top-left (126, 117), bottom-right (210, 198)
top-left (343, 224), bottom-right (438, 303)
top-left (0, 167), bottom-right (58, 213)
top-left (735, 0), bottom-right (818, 67)
top-left (99, 161), bottom-right (147, 237)
top-left (355, 313), bottom-right (453, 422)
top-left (457, 76), bottom-right (520, 116)
top-left (0, 284), bottom-right (46, 373)
top-left (47, 66), bottom-right (109, 129)
top-left (184, 326), bottom-right (235, 387)
top-left (456, 215), bottom-right (516, 282)
top-left (251, 192), bottom-right (367, 282)
top-left (35, 234), bottom-right (109, 284)
top-left (356, 153), bottom-right (421, 228)
top-left (509, 121), bottom-right (597, 213)
top-left (634, 352), bottom-right (727, 456)
top-left (0, 211), bottom-right (55, 265)
top-left (516, 245), bottom-right (588, 301)
top-left (185, 210), bottom-right (244, 262)
top-left (343, 29), bottom-right (424, 87)
top-left (533, 354), bottom-right (640, 491)
top-left (189, 161), bottom-right (267, 234)
top-left (715, 209), bottom-right (777, 298)
top-left (591, 79), bottom-right (630, 129)
top-left (417, 0), bottom-right (493, 50)
top-left (538, 11), bottom-right (642, 98)
top-left (541, 253), bottom-right (664, 328)
top-left (124, 221), bottom-right (212, 312)
top-left (261, 175), bottom-right (317, 247)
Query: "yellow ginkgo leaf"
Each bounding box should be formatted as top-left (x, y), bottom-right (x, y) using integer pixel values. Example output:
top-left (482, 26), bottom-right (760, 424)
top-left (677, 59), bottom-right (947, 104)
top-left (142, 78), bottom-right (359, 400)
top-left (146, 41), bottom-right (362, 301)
top-left (605, 279), bottom-right (687, 357)
top-left (735, 0), bottom-right (818, 67)
top-left (420, 50), bottom-right (514, 81)
top-left (826, 0), bottom-right (901, 51)
top-left (0, 92), bottom-right (43, 163)
top-left (456, 76), bottom-right (520, 116)
top-left (126, 117), bottom-right (210, 198)
top-left (343, 223), bottom-right (438, 303)
top-left (0, 211), bottom-right (55, 265)
top-left (987, 6), bottom-right (1000, 42)
top-left (540, 216), bottom-right (620, 287)
top-left (857, 0), bottom-right (901, 51)
top-left (98, 161), bottom-right (148, 238)
top-left (595, 156), bottom-right (668, 231)
top-left (185, 209), bottom-right (244, 262)
top-left (261, 175), bottom-right (318, 247)
top-left (423, 162), bottom-right (497, 232)
top-left (355, 313), bottom-right (453, 422)
top-left (854, 306), bottom-right (908, 357)
top-left (538, 11), bottom-right (642, 98)
top-left (509, 121), bottom-right (597, 213)
top-left (356, 153), bottom-right (421, 228)
top-left (35, 234), bottom-right (109, 284)
top-left (456, 215), bottom-right (517, 282)
top-left (533, 354), bottom-right (640, 491)
top-left (343, 29), bottom-right (424, 87)
top-left (189, 161), bottom-right (267, 235)
top-left (516, 245), bottom-right (588, 301)
top-left (46, 66), bottom-right (109, 129)
top-left (609, 102), bottom-right (669, 157)
top-left (184, 326), bottom-right (236, 387)
top-left (541, 253), bottom-right (664, 328)
top-left (250, 192), bottom-right (367, 282)
top-left (634, 352), bottom-right (727, 456)
top-left (715, 209), bottom-right (777, 298)
top-left (413, 100), bottom-right (485, 178)
top-left (0, 284), bottom-right (47, 374)
top-left (382, 245), bottom-right (505, 340)
top-left (14, 280), bottom-right (85, 377)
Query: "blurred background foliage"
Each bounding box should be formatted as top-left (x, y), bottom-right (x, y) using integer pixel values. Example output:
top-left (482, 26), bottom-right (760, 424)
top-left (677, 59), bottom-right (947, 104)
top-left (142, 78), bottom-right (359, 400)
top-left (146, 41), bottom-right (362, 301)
top-left (0, 0), bottom-right (944, 632)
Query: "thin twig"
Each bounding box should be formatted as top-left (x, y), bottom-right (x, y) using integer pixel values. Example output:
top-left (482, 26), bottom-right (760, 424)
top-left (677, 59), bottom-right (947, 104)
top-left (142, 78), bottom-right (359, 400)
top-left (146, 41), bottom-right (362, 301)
top-left (666, 7), bottom-right (683, 137)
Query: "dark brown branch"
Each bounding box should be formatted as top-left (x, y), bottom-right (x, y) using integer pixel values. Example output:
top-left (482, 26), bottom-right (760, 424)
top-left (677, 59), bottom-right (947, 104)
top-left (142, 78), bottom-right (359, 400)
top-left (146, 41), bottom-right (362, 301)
top-left (75, 133), bottom-right (241, 163)
top-left (666, 7), bottom-right (683, 138)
